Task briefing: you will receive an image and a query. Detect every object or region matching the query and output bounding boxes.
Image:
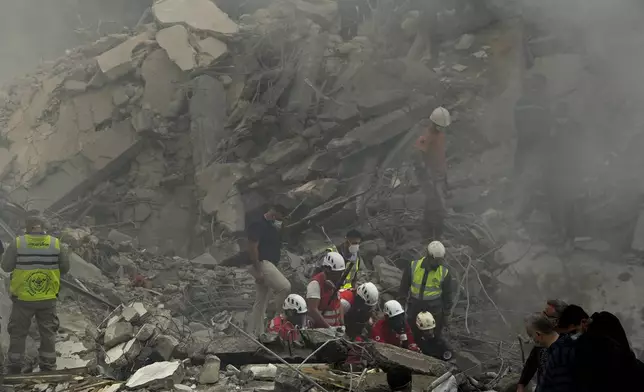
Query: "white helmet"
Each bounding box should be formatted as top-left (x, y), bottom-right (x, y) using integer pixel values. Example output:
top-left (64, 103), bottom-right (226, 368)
top-left (356, 282), bottom-right (379, 306)
top-left (429, 107), bottom-right (451, 127)
top-left (283, 294), bottom-right (308, 314)
top-left (416, 311), bottom-right (436, 331)
top-left (323, 252), bottom-right (346, 271)
top-left (427, 241), bottom-right (446, 258)
top-left (384, 300), bottom-right (405, 318)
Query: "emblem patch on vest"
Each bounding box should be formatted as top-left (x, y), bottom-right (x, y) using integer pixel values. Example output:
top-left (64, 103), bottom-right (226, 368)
top-left (26, 272), bottom-right (52, 296)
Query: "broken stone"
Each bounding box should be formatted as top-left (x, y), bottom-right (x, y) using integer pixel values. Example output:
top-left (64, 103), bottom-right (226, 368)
top-left (96, 32), bottom-right (151, 80)
top-left (0, 148), bottom-right (15, 181)
top-left (199, 163), bottom-right (246, 233)
top-left (360, 238), bottom-right (386, 259)
top-left (104, 322), bottom-right (134, 349)
top-left (372, 256), bottom-right (402, 291)
top-left (132, 108), bottom-right (155, 133)
top-left (72, 88), bottom-right (114, 131)
top-left (190, 252), bottom-right (219, 268)
top-left (288, 179), bottom-right (339, 206)
top-left (105, 338), bottom-right (142, 367)
top-left (574, 237), bottom-right (611, 252)
top-left (197, 37), bottom-right (228, 66)
top-left (108, 229), bottom-right (133, 244)
top-left (125, 361), bottom-right (184, 390)
top-left (258, 137), bottom-right (308, 166)
top-left (275, 367), bottom-right (312, 392)
top-left (632, 210), bottom-right (644, 252)
top-left (190, 75), bottom-right (227, 173)
top-left (63, 80), bottom-right (88, 93)
top-left (281, 153), bottom-right (333, 183)
top-left (153, 334), bottom-right (180, 360)
top-left (122, 302), bottom-right (148, 323)
top-left (136, 323), bottom-right (158, 342)
top-left (152, 0), bottom-right (239, 36)
top-left (198, 355), bottom-right (221, 384)
top-left (452, 64), bottom-right (468, 72)
top-left (243, 364), bottom-right (277, 381)
top-left (112, 87), bottom-right (130, 107)
top-left (157, 25), bottom-right (197, 72)
top-left (60, 228), bottom-right (92, 248)
top-left (368, 342), bottom-right (451, 376)
top-left (455, 34), bottom-right (475, 50)
top-left (173, 385), bottom-right (192, 392)
top-left (141, 49), bottom-right (188, 117)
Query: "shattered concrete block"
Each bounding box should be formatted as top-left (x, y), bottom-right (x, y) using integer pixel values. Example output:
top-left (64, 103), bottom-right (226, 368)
top-left (112, 87), bottom-right (130, 107)
top-left (288, 179), bottom-right (339, 206)
top-left (455, 34), bottom-right (475, 50)
top-left (125, 361), bottom-right (184, 390)
top-left (198, 355), bottom-right (221, 384)
top-left (369, 342), bottom-right (452, 376)
top-left (190, 75), bottom-right (227, 173)
top-left (60, 228), bottom-right (92, 248)
top-left (156, 25), bottom-right (197, 72)
top-left (69, 252), bottom-right (107, 282)
top-left (108, 229), bottom-right (133, 244)
top-left (197, 37), bottom-right (228, 66)
top-left (141, 49), bottom-right (188, 117)
top-left (275, 367), bottom-right (311, 392)
top-left (281, 153), bottom-right (333, 183)
top-left (136, 324), bottom-right (158, 342)
top-left (632, 210), bottom-right (644, 252)
top-left (72, 88), bottom-right (115, 131)
top-left (173, 385), bottom-right (192, 392)
top-left (96, 32), bottom-right (151, 80)
top-left (242, 364), bottom-right (277, 381)
top-left (190, 252), bottom-right (219, 268)
top-left (361, 239), bottom-right (387, 258)
top-left (105, 339), bottom-right (142, 367)
top-left (63, 80), bottom-right (88, 93)
top-left (198, 164), bottom-right (247, 233)
top-left (104, 322), bottom-right (134, 349)
top-left (372, 256), bottom-right (402, 291)
top-left (153, 334), bottom-right (180, 360)
top-left (122, 302), bottom-right (148, 323)
top-left (152, 0), bottom-right (239, 35)
top-left (257, 137), bottom-right (308, 166)
top-left (0, 148), bottom-right (14, 181)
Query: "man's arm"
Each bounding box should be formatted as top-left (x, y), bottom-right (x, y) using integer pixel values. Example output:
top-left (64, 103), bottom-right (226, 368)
top-left (58, 243), bottom-right (71, 274)
top-left (518, 346), bottom-right (540, 387)
top-left (441, 268), bottom-right (455, 313)
top-left (1, 241), bottom-right (17, 273)
top-left (397, 263), bottom-right (412, 301)
top-left (306, 281), bottom-right (330, 328)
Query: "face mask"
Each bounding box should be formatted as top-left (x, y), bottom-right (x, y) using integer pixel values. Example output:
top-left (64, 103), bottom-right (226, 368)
top-left (272, 220), bottom-right (283, 229)
top-left (349, 244), bottom-right (359, 254)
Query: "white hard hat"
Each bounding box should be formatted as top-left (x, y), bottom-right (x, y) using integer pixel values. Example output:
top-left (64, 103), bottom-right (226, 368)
top-left (323, 252), bottom-right (346, 271)
top-left (283, 294), bottom-right (308, 314)
top-left (416, 311), bottom-right (436, 331)
top-left (429, 106), bottom-right (451, 127)
top-left (384, 300), bottom-right (405, 318)
top-left (356, 282), bottom-right (379, 306)
top-left (427, 241), bottom-right (446, 258)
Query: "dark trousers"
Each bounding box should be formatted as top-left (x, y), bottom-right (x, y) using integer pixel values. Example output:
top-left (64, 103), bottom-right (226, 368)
top-left (7, 300), bottom-right (59, 372)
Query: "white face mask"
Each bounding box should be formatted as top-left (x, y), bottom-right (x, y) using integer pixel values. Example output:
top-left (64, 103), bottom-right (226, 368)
top-left (349, 244), bottom-right (359, 254)
top-left (272, 220), bottom-right (283, 229)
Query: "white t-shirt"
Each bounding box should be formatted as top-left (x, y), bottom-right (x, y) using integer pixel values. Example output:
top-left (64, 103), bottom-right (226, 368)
top-left (306, 280), bottom-right (321, 299)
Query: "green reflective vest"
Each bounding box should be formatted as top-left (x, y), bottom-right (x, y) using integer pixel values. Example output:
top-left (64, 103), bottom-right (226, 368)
top-left (326, 246), bottom-right (360, 289)
top-left (10, 235), bottom-right (61, 302)
top-left (409, 257), bottom-right (448, 301)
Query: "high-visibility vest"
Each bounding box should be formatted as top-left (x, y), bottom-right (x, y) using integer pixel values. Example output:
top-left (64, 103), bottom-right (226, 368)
top-left (326, 246), bottom-right (360, 290)
top-left (310, 272), bottom-right (343, 327)
top-left (10, 235), bottom-right (61, 302)
top-left (409, 257), bottom-right (448, 301)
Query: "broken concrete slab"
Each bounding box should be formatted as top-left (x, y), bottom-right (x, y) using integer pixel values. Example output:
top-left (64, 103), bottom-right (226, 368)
top-left (372, 256), bottom-right (402, 291)
top-left (281, 153), bottom-right (334, 183)
top-left (141, 49), bottom-right (188, 117)
top-left (136, 324), bottom-right (158, 342)
top-left (104, 322), bottom-right (134, 349)
top-left (96, 32), bottom-right (151, 80)
top-left (199, 163), bottom-right (246, 233)
top-left (122, 302), bottom-right (148, 323)
top-left (368, 342), bottom-right (452, 376)
top-left (126, 361), bottom-right (184, 390)
top-left (105, 338), bottom-right (142, 367)
top-left (190, 75), bottom-right (227, 173)
top-left (72, 88), bottom-right (115, 131)
top-left (0, 148), bottom-right (15, 181)
top-left (197, 37), bottom-right (228, 66)
top-left (63, 80), bottom-right (88, 93)
top-left (190, 252), bottom-right (219, 268)
top-left (108, 229), bottom-right (133, 244)
top-left (198, 355), bottom-right (221, 384)
top-left (153, 334), bottom-right (180, 360)
top-left (152, 0), bottom-right (239, 36)
top-left (275, 367), bottom-right (312, 392)
top-left (257, 137), bottom-right (308, 167)
top-left (288, 179), bottom-right (339, 206)
top-left (69, 252), bottom-right (107, 282)
top-left (632, 210), bottom-right (644, 252)
top-left (157, 25), bottom-right (197, 72)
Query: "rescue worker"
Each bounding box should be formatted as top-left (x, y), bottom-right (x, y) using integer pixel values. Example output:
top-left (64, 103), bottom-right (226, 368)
top-left (371, 300), bottom-right (419, 352)
top-left (306, 252), bottom-right (346, 328)
top-left (267, 294), bottom-right (309, 342)
top-left (398, 241), bottom-right (454, 343)
top-left (326, 229), bottom-right (363, 290)
top-left (340, 282), bottom-right (379, 339)
top-left (414, 107), bottom-right (451, 240)
top-left (1, 215), bottom-right (70, 373)
top-left (415, 311), bottom-right (452, 361)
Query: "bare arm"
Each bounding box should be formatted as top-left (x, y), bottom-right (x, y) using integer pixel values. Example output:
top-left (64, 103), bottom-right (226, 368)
top-left (307, 298), bottom-right (330, 328)
top-left (1, 241), bottom-right (17, 273)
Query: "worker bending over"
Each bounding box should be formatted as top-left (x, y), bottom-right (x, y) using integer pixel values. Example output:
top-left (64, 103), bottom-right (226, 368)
top-left (398, 241), bottom-right (453, 343)
top-left (416, 311), bottom-right (452, 360)
top-left (340, 282), bottom-right (379, 339)
top-left (371, 300), bottom-right (419, 352)
top-left (326, 229), bottom-right (363, 289)
top-left (268, 294), bottom-right (310, 342)
top-left (306, 252), bottom-right (346, 328)
top-left (2, 215), bottom-right (70, 373)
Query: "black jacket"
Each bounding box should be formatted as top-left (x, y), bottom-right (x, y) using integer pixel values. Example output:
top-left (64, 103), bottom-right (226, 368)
top-left (537, 334), bottom-right (577, 392)
top-left (519, 346), bottom-right (547, 386)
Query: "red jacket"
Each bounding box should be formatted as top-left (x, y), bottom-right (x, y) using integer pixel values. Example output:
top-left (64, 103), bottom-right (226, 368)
top-left (310, 272), bottom-right (343, 327)
top-left (268, 315), bottom-right (300, 341)
top-left (370, 319), bottom-right (420, 352)
top-left (340, 289), bottom-right (355, 312)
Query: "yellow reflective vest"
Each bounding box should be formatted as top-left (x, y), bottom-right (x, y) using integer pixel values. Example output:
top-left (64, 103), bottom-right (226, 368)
top-left (10, 235), bottom-right (61, 302)
top-left (326, 246), bottom-right (360, 289)
top-left (409, 257), bottom-right (448, 301)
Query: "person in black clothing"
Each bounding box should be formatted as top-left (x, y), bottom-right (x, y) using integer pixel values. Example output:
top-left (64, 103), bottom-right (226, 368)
top-left (557, 305), bottom-right (589, 337)
top-left (246, 204), bottom-right (292, 337)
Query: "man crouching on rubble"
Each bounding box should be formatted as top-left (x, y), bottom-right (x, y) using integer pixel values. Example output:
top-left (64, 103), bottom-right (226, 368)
top-left (2, 215), bottom-right (70, 373)
top-left (268, 294), bottom-right (310, 343)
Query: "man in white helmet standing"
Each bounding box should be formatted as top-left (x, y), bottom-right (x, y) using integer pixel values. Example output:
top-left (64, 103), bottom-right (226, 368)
top-left (398, 241), bottom-right (454, 343)
top-left (414, 106), bottom-right (451, 240)
top-left (306, 252), bottom-right (346, 328)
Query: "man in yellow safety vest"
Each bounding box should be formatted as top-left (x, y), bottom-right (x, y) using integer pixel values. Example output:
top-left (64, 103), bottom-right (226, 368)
top-left (398, 240), bottom-right (454, 343)
top-left (325, 229), bottom-right (363, 290)
top-left (1, 215), bottom-right (70, 373)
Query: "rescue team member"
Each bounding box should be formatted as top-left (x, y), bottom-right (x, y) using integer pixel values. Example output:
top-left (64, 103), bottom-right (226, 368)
top-left (371, 300), bottom-right (419, 352)
top-left (340, 282), bottom-right (379, 339)
top-left (306, 252), bottom-right (346, 328)
top-left (326, 229), bottom-right (363, 289)
top-left (415, 311), bottom-right (452, 360)
top-left (414, 107), bottom-right (451, 239)
top-left (268, 294), bottom-right (309, 342)
top-left (398, 241), bottom-right (453, 343)
top-left (246, 204), bottom-right (292, 337)
top-left (1, 216), bottom-right (70, 373)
